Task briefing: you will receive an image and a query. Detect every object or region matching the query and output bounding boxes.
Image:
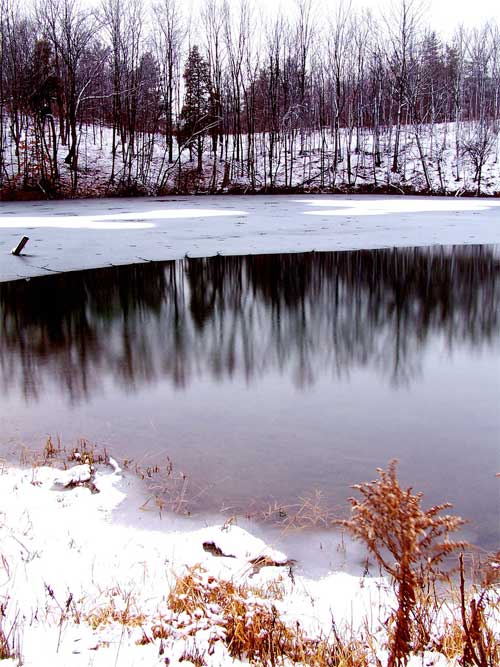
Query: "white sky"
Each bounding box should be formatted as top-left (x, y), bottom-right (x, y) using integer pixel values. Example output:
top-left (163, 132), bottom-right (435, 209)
top-left (296, 0), bottom-right (500, 35)
top-left (79, 0), bottom-right (500, 39)
top-left (372, 0), bottom-right (499, 35)
top-left (242, 0), bottom-right (500, 37)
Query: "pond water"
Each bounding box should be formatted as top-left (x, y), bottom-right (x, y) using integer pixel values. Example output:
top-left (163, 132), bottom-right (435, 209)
top-left (1, 246), bottom-right (499, 549)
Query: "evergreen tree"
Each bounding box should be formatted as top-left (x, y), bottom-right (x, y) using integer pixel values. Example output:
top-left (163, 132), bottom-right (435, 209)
top-left (420, 31), bottom-right (446, 121)
top-left (180, 45), bottom-right (211, 173)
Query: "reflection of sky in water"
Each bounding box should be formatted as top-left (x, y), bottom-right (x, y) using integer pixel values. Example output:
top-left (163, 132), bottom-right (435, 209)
top-left (0, 246), bottom-right (499, 549)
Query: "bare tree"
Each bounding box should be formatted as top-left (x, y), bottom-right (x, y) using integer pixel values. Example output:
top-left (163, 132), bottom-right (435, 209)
top-left (153, 0), bottom-right (183, 166)
top-left (463, 122), bottom-right (497, 195)
top-left (385, 0), bottom-right (423, 174)
top-left (39, 0), bottom-right (100, 191)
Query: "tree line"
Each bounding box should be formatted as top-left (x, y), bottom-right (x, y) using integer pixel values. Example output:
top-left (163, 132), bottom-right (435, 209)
top-left (0, 0), bottom-right (499, 196)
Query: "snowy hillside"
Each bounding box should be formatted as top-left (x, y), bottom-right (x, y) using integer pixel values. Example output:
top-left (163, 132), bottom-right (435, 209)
top-left (2, 121), bottom-right (500, 199)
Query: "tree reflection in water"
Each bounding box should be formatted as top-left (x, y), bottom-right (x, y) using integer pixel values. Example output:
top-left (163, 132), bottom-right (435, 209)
top-left (0, 246), bottom-right (498, 402)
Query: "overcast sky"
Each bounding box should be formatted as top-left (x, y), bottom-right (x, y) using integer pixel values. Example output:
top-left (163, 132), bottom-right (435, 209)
top-left (374, 0), bottom-right (498, 35)
top-left (80, 0), bottom-right (499, 39)
top-left (234, 0), bottom-right (500, 37)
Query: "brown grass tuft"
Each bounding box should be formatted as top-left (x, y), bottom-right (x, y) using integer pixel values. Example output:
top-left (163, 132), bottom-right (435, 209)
top-left (0, 599), bottom-right (21, 662)
top-left (68, 439), bottom-right (109, 466)
top-left (458, 553), bottom-right (500, 667)
top-left (43, 435), bottom-right (61, 462)
top-left (167, 566), bottom-right (368, 666)
top-left (250, 490), bottom-right (336, 533)
top-left (85, 592), bottom-right (146, 630)
top-left (480, 549), bottom-right (500, 588)
top-left (179, 645), bottom-right (206, 666)
top-left (0, 620), bottom-right (12, 661)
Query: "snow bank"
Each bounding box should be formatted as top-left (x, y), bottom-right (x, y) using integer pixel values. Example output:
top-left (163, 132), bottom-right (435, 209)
top-left (53, 463), bottom-right (92, 486)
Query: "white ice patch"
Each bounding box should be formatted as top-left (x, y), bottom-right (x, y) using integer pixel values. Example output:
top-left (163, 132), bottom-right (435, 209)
top-left (2, 195), bottom-right (500, 283)
top-left (0, 208), bottom-right (247, 230)
top-left (296, 197), bottom-right (500, 217)
top-left (0, 219), bottom-right (157, 230)
top-left (100, 208), bottom-right (248, 220)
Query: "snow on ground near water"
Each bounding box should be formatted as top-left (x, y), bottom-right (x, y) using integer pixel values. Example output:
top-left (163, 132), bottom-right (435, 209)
top-left (1, 195), bottom-right (500, 282)
top-left (1, 460), bottom-right (470, 666)
top-left (0, 460), bottom-right (395, 666)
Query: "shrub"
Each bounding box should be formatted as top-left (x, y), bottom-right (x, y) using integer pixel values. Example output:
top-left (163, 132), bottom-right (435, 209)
top-left (339, 460), bottom-right (466, 667)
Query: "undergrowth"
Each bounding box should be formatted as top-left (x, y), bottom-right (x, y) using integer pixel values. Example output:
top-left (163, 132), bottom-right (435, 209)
top-left (0, 597), bottom-right (21, 662)
top-left (20, 435), bottom-right (110, 469)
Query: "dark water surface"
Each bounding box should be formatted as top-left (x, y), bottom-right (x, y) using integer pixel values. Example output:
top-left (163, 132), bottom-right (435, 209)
top-left (1, 247), bottom-right (499, 548)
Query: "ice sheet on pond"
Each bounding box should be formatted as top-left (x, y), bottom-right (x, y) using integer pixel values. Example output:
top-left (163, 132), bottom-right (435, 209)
top-left (1, 194), bottom-right (500, 282)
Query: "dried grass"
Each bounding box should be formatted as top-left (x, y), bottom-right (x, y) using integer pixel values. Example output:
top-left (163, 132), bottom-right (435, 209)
top-left (0, 599), bottom-right (21, 662)
top-left (82, 588), bottom-right (146, 630)
top-left (43, 435), bottom-right (61, 461)
top-left (458, 553), bottom-right (500, 667)
top-left (0, 615), bottom-right (13, 661)
top-left (244, 489), bottom-right (337, 533)
top-left (5, 444), bottom-right (499, 666)
top-left (67, 439), bottom-right (109, 466)
top-left (167, 566), bottom-right (369, 666)
top-left (480, 549), bottom-right (500, 588)
top-left (128, 455), bottom-right (205, 516)
top-left (338, 460), bottom-right (467, 667)
top-left (85, 604), bottom-right (147, 630)
top-left (21, 435), bottom-right (109, 469)
top-left (179, 645), bottom-right (207, 666)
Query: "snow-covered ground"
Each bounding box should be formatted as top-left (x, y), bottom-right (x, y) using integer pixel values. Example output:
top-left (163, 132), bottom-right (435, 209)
top-left (2, 458), bottom-right (496, 666)
top-left (2, 121), bottom-right (499, 197)
top-left (0, 459), bottom-right (384, 665)
top-left (1, 194), bottom-right (500, 283)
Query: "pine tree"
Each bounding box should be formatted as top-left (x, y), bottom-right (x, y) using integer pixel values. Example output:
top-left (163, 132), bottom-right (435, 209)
top-left (180, 45), bottom-right (211, 174)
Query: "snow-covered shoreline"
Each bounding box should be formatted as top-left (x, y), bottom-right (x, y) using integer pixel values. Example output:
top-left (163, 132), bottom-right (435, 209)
top-left (0, 458), bottom-right (389, 666)
top-left (1, 194), bottom-right (500, 283)
top-left (1, 456), bottom-right (498, 666)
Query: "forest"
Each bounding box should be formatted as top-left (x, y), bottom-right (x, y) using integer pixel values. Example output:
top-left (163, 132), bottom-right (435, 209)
top-left (0, 0), bottom-right (499, 197)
